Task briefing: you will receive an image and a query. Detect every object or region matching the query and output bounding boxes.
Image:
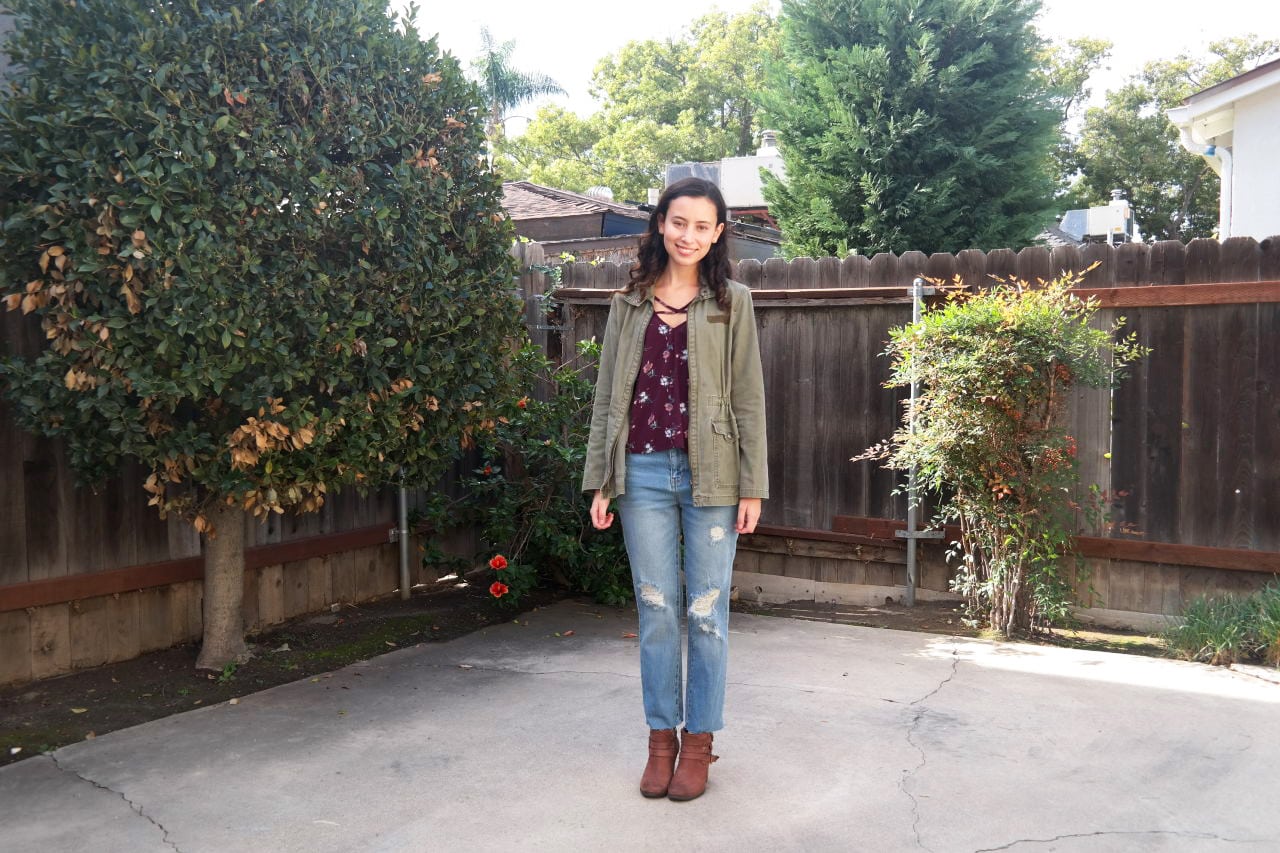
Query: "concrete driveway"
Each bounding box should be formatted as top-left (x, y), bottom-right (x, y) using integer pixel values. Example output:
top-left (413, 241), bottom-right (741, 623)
top-left (2, 599), bottom-right (1277, 852)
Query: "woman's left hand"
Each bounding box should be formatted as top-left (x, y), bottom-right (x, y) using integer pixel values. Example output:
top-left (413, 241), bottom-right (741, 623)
top-left (736, 498), bottom-right (762, 535)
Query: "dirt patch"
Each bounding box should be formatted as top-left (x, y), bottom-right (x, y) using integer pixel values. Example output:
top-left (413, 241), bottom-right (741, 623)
top-left (0, 580), bottom-right (565, 768)
top-left (1, 585), bottom-right (1170, 768)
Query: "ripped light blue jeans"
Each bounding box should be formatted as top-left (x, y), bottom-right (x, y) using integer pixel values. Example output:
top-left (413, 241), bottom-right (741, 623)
top-left (618, 450), bottom-right (738, 733)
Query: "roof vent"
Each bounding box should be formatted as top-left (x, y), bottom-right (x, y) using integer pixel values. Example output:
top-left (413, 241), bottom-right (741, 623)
top-left (757, 130), bottom-right (779, 156)
top-left (585, 186), bottom-right (614, 202)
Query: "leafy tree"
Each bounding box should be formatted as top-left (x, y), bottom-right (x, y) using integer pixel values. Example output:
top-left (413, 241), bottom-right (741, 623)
top-left (499, 3), bottom-right (780, 201)
top-left (1036, 37), bottom-right (1112, 199)
top-left (761, 0), bottom-right (1059, 257)
top-left (1064, 36), bottom-right (1279, 240)
top-left (470, 26), bottom-right (565, 142)
top-left (0, 0), bottom-right (520, 669)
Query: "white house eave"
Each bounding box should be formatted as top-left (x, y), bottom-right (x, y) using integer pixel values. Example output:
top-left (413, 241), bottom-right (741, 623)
top-left (1178, 65), bottom-right (1280, 118)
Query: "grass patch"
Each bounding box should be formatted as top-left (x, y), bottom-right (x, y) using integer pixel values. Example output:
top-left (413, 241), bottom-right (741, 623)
top-left (1165, 584), bottom-right (1280, 667)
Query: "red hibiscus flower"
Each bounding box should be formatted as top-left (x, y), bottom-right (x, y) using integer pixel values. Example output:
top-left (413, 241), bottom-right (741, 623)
top-left (517, 397), bottom-right (528, 409)
top-left (490, 581), bottom-right (509, 598)
top-left (483, 465), bottom-right (492, 475)
top-left (489, 555), bottom-right (508, 570)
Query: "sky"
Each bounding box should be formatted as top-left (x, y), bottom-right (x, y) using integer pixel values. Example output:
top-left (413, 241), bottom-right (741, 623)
top-left (394, 0), bottom-right (1280, 131)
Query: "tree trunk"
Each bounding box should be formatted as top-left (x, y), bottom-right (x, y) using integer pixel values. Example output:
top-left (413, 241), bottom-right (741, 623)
top-left (195, 502), bottom-right (249, 671)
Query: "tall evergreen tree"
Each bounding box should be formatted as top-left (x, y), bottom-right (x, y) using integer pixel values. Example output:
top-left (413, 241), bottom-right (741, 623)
top-left (761, 0), bottom-right (1059, 256)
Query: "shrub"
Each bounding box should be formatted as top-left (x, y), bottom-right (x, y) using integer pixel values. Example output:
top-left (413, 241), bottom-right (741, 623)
top-left (861, 273), bottom-right (1147, 636)
top-left (1165, 595), bottom-right (1257, 666)
top-left (424, 338), bottom-right (630, 609)
top-left (1249, 583), bottom-right (1280, 667)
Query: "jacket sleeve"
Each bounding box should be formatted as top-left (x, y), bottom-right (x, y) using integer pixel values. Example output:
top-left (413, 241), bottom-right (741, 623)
top-left (581, 295), bottom-right (621, 493)
top-left (729, 286), bottom-right (769, 500)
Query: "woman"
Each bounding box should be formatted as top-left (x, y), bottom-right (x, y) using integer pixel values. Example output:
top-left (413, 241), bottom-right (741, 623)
top-left (582, 177), bottom-right (768, 801)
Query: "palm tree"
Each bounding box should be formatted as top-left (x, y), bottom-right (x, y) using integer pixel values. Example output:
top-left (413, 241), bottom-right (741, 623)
top-left (471, 27), bottom-right (566, 142)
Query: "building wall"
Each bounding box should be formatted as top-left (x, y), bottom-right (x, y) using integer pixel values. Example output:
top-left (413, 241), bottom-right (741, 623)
top-left (1231, 86), bottom-right (1280, 240)
top-left (511, 214), bottom-right (601, 243)
top-left (719, 153), bottom-right (784, 209)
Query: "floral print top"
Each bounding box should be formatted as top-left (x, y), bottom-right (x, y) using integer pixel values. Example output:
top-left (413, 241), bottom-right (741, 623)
top-left (627, 311), bottom-right (689, 454)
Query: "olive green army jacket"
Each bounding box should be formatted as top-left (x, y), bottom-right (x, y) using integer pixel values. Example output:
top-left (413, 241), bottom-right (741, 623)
top-left (582, 278), bottom-right (768, 507)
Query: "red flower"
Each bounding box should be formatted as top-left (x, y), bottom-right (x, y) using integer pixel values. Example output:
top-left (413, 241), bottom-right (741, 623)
top-left (489, 555), bottom-right (508, 570)
top-left (517, 397), bottom-right (528, 409)
top-left (490, 581), bottom-right (509, 598)
top-left (483, 465), bottom-right (492, 475)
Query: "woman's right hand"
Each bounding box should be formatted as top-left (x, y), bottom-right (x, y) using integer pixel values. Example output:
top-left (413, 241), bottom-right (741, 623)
top-left (590, 490), bottom-right (615, 530)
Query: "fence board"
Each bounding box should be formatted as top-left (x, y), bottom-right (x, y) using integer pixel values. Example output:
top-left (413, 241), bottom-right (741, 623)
top-left (1215, 303), bottom-right (1258, 549)
top-left (1185, 238), bottom-right (1221, 283)
top-left (1262, 237), bottom-right (1280, 280)
top-left (816, 256), bottom-right (841, 289)
top-left (868, 253), bottom-right (898, 287)
top-left (1016, 246), bottom-right (1052, 284)
top-left (1257, 302), bottom-right (1280, 553)
top-left (1137, 308), bottom-right (1185, 543)
top-left (1148, 240), bottom-right (1187, 285)
top-left (0, 610), bottom-right (32, 684)
top-left (0, 401), bottom-right (28, 587)
top-left (1219, 237), bottom-right (1260, 282)
top-left (29, 605), bottom-right (70, 680)
top-left (106, 592), bottom-right (141, 665)
top-left (69, 597), bottom-right (111, 669)
top-left (779, 309), bottom-right (816, 526)
top-left (136, 587), bottom-right (174, 654)
top-left (257, 564), bottom-right (286, 628)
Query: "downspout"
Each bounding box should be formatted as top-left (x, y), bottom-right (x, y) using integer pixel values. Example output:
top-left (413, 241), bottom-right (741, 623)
top-left (1176, 126), bottom-right (1231, 238)
top-left (1217, 146), bottom-right (1233, 239)
top-left (396, 469), bottom-right (411, 601)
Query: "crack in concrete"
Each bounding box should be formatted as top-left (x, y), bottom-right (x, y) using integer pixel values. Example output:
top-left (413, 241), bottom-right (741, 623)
top-left (47, 753), bottom-right (182, 853)
top-left (973, 829), bottom-right (1260, 851)
top-left (901, 649), bottom-right (962, 852)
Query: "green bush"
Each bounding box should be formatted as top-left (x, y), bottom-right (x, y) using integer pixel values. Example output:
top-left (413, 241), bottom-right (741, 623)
top-left (862, 274), bottom-right (1146, 636)
top-left (0, 0), bottom-right (520, 667)
top-left (1165, 595), bottom-right (1258, 666)
top-left (1256, 584), bottom-right (1280, 667)
top-left (421, 338), bottom-right (630, 609)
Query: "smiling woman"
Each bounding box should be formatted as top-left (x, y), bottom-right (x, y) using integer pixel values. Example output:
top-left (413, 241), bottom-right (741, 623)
top-left (581, 177), bottom-right (768, 801)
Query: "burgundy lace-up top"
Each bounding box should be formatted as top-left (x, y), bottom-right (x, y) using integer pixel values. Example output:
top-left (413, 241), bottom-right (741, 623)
top-left (627, 294), bottom-right (691, 453)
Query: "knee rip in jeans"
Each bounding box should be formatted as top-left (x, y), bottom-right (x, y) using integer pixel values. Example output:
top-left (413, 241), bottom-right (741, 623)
top-left (689, 589), bottom-right (721, 636)
top-left (709, 525), bottom-right (726, 543)
top-left (638, 584), bottom-right (666, 609)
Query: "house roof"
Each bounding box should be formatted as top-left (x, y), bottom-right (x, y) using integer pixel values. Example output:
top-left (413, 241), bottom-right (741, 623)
top-left (502, 181), bottom-right (649, 222)
top-left (1036, 225), bottom-right (1083, 249)
top-left (1182, 56), bottom-right (1280, 108)
top-left (1168, 56), bottom-right (1280, 146)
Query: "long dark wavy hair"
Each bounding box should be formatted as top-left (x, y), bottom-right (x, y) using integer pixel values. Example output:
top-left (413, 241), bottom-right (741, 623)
top-left (626, 177), bottom-right (733, 311)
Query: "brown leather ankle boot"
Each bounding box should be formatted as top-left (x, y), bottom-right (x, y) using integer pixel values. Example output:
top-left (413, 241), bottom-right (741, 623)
top-left (667, 730), bottom-right (718, 801)
top-left (639, 728), bottom-right (679, 798)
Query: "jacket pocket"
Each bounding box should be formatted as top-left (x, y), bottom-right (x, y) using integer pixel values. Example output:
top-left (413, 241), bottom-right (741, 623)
top-left (710, 418), bottom-right (740, 491)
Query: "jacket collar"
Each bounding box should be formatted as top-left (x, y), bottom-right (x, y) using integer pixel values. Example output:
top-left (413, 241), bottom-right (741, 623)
top-left (621, 278), bottom-right (714, 307)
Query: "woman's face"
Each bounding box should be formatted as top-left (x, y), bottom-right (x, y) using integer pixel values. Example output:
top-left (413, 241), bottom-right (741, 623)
top-left (658, 195), bottom-right (724, 271)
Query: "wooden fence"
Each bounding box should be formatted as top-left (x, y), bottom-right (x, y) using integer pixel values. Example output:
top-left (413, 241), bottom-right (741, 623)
top-left (539, 236), bottom-right (1280, 628)
top-left (3, 236), bottom-right (1277, 684)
